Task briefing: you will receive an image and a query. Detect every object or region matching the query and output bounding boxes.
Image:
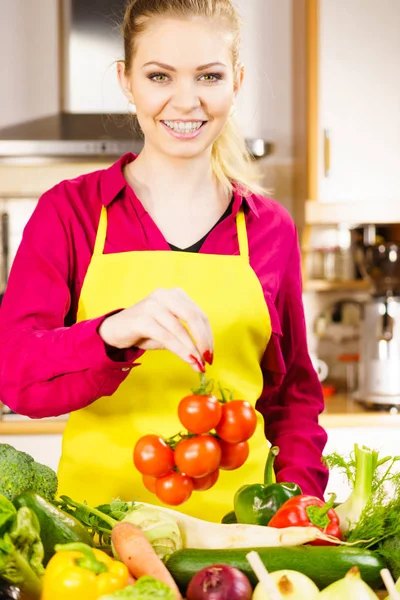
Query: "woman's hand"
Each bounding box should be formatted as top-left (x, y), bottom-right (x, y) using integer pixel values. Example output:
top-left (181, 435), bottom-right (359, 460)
top-left (98, 288), bottom-right (214, 372)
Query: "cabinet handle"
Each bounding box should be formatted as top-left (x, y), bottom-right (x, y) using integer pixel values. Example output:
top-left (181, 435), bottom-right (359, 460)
top-left (323, 129), bottom-right (331, 177)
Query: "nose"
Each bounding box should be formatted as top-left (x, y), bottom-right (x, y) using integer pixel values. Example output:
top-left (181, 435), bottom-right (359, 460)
top-left (171, 80), bottom-right (201, 112)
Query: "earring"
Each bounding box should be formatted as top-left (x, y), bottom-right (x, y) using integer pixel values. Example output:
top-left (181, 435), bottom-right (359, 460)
top-left (229, 103), bottom-right (236, 117)
top-left (127, 101), bottom-right (136, 115)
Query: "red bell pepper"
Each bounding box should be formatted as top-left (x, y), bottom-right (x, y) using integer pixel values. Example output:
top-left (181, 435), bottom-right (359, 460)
top-left (268, 493), bottom-right (342, 545)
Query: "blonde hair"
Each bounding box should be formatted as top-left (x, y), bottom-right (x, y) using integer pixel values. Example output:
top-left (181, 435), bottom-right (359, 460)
top-left (122, 0), bottom-right (267, 197)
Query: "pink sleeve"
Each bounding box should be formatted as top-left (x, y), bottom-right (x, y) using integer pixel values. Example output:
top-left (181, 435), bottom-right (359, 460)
top-left (257, 230), bottom-right (329, 499)
top-left (0, 193), bottom-right (143, 419)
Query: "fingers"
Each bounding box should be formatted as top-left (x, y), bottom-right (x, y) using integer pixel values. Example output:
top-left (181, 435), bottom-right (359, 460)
top-left (151, 288), bottom-right (214, 363)
top-left (133, 315), bottom-right (204, 372)
top-left (155, 307), bottom-right (203, 357)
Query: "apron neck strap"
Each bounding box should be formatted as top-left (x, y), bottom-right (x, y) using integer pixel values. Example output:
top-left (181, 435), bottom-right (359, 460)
top-left (93, 206), bottom-right (108, 256)
top-left (93, 205), bottom-right (250, 260)
top-left (236, 208), bottom-right (249, 261)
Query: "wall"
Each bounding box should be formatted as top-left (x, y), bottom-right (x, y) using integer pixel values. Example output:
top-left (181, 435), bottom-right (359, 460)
top-left (236, 0), bottom-right (294, 213)
top-left (236, 0), bottom-right (293, 159)
top-left (0, 0), bottom-right (59, 129)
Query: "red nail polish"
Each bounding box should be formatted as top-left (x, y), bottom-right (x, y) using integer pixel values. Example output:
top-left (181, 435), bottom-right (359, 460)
top-left (203, 350), bottom-right (214, 365)
top-left (189, 354), bottom-right (206, 373)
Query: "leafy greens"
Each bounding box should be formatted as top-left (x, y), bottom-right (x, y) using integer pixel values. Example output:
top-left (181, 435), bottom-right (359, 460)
top-left (0, 494), bottom-right (44, 599)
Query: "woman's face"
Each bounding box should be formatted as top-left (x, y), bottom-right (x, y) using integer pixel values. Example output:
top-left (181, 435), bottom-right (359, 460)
top-left (118, 16), bottom-right (243, 160)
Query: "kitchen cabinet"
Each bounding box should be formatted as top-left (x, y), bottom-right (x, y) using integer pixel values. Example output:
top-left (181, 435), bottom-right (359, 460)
top-left (313, 0), bottom-right (400, 205)
top-left (0, 161), bottom-right (112, 272)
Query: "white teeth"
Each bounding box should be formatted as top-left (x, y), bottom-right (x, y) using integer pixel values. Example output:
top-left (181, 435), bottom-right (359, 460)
top-left (163, 120), bottom-right (203, 133)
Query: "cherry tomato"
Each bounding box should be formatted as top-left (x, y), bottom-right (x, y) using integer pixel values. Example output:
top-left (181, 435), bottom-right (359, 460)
top-left (174, 435), bottom-right (222, 478)
top-left (219, 440), bottom-right (250, 470)
top-left (215, 401), bottom-right (257, 443)
top-left (133, 434), bottom-right (175, 477)
top-left (178, 394), bottom-right (222, 434)
top-left (192, 469), bottom-right (220, 491)
top-left (155, 472), bottom-right (194, 506)
top-left (142, 474), bottom-right (157, 493)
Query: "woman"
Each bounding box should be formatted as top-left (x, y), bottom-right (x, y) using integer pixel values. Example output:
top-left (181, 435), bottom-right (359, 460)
top-left (0, 0), bottom-right (328, 520)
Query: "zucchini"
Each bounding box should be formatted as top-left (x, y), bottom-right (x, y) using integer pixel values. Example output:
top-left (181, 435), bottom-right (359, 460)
top-left (166, 546), bottom-right (385, 593)
top-left (13, 492), bottom-right (94, 565)
top-left (221, 511), bottom-right (237, 524)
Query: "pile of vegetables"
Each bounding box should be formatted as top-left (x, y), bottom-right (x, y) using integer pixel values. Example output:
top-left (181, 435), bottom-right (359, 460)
top-left (324, 444), bottom-right (400, 578)
top-left (133, 376), bottom-right (258, 506)
top-left (2, 441), bottom-right (400, 598)
top-left (55, 497), bottom-right (183, 561)
top-left (232, 446), bottom-right (302, 527)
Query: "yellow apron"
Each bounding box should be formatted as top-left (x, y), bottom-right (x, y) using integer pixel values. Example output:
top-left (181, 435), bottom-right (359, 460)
top-left (58, 204), bottom-right (272, 521)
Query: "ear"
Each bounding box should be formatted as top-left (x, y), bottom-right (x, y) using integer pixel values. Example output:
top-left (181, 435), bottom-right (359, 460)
top-left (117, 61), bottom-right (134, 102)
top-left (233, 63), bottom-right (245, 96)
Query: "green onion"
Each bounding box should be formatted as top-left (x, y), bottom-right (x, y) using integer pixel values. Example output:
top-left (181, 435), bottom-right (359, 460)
top-left (334, 445), bottom-right (380, 534)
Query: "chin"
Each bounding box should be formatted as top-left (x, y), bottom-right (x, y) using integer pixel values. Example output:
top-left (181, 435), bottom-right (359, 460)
top-left (159, 140), bottom-right (213, 160)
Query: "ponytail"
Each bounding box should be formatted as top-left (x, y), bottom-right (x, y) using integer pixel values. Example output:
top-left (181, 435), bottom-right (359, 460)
top-left (211, 115), bottom-right (267, 197)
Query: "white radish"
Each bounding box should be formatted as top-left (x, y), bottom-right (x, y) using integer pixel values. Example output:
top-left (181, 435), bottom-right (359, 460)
top-left (139, 502), bottom-right (342, 549)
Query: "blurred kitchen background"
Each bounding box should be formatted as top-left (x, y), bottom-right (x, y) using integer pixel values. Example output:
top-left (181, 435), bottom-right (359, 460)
top-left (1, 0), bottom-right (400, 479)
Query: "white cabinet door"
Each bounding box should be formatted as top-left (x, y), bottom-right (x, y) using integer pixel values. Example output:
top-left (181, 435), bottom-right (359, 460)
top-left (318, 0), bottom-right (400, 203)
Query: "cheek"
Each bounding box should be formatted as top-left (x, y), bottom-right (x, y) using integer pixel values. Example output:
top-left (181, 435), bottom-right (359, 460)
top-left (135, 87), bottom-right (168, 118)
top-left (205, 89), bottom-right (234, 117)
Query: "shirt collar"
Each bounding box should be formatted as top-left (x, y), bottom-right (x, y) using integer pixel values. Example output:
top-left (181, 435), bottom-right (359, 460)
top-left (101, 152), bottom-right (260, 218)
top-left (100, 152), bottom-right (135, 207)
top-left (232, 186), bottom-right (260, 218)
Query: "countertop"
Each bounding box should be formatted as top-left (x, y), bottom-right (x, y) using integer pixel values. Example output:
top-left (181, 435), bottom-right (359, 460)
top-left (1, 394), bottom-right (400, 435)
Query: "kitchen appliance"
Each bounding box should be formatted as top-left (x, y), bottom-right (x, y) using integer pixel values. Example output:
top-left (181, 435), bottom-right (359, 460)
top-left (0, 0), bottom-right (272, 160)
top-left (354, 239), bottom-right (400, 407)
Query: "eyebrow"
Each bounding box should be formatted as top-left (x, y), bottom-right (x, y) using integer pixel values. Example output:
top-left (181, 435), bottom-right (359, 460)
top-left (142, 61), bottom-right (227, 71)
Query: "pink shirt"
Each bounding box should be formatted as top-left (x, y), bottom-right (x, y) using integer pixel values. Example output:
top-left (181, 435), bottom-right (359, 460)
top-left (0, 153), bottom-right (328, 497)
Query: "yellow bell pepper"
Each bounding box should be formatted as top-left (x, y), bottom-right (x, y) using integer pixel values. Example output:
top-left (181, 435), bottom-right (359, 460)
top-left (41, 542), bottom-right (129, 600)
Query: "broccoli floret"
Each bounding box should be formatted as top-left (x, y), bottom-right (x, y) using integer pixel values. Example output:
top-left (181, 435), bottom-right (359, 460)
top-left (31, 462), bottom-right (58, 502)
top-left (0, 444), bottom-right (34, 464)
top-left (0, 446), bottom-right (35, 501)
top-left (0, 444), bottom-right (58, 501)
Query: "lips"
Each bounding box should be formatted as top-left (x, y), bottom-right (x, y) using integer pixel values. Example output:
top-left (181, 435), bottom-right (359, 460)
top-left (162, 120), bottom-right (206, 133)
top-left (160, 119), bottom-right (207, 140)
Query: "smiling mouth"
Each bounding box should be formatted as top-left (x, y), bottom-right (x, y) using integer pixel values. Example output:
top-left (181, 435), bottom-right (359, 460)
top-left (162, 120), bottom-right (206, 133)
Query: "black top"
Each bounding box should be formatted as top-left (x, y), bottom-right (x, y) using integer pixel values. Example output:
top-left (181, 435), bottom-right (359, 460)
top-left (169, 197), bottom-right (234, 253)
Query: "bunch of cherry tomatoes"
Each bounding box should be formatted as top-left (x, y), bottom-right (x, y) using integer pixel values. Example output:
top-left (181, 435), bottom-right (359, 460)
top-left (133, 377), bottom-right (257, 506)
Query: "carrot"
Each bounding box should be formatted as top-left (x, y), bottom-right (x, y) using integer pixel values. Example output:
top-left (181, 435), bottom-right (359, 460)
top-left (111, 521), bottom-right (182, 600)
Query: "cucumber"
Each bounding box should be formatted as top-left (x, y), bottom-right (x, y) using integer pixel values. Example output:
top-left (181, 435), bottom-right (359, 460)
top-left (221, 511), bottom-right (237, 524)
top-left (13, 492), bottom-right (94, 565)
top-left (166, 546), bottom-right (385, 593)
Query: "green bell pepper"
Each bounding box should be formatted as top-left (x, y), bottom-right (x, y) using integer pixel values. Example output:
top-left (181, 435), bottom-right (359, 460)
top-left (233, 446), bottom-right (302, 526)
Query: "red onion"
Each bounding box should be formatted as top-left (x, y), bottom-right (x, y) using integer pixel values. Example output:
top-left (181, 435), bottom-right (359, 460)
top-left (186, 564), bottom-right (253, 600)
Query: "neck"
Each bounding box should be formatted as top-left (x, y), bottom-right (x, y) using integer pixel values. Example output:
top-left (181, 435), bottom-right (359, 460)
top-left (127, 144), bottom-right (228, 211)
